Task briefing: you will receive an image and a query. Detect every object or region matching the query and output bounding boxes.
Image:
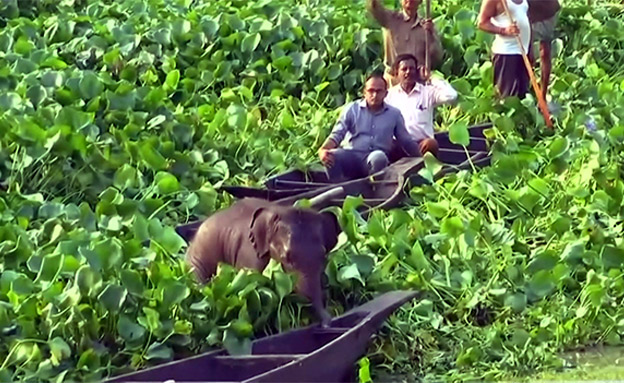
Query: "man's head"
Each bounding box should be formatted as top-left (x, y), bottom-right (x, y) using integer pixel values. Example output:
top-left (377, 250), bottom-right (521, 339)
top-left (402, 0), bottom-right (422, 18)
top-left (363, 72), bottom-right (387, 110)
top-left (393, 54), bottom-right (419, 86)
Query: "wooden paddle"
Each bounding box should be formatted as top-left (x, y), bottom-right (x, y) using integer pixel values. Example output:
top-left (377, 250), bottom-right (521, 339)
top-left (500, 0), bottom-right (554, 129)
top-left (424, 0), bottom-right (431, 84)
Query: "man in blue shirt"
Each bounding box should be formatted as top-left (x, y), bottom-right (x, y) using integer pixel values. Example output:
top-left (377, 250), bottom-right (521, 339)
top-left (318, 73), bottom-right (421, 181)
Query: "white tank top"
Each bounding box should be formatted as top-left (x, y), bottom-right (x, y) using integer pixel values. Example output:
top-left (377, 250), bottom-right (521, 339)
top-left (491, 0), bottom-right (530, 55)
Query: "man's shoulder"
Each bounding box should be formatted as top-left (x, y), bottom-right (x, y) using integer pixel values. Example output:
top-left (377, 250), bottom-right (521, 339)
top-left (340, 100), bottom-right (362, 113)
top-left (383, 103), bottom-right (403, 118)
top-left (387, 84), bottom-right (402, 94)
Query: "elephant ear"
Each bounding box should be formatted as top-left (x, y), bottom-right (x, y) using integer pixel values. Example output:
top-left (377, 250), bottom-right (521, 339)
top-left (320, 211), bottom-right (341, 253)
top-left (249, 207), bottom-right (278, 258)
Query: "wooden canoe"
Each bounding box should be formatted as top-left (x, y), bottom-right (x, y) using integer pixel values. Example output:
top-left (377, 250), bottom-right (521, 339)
top-left (104, 290), bottom-right (420, 383)
top-left (175, 123), bottom-right (492, 241)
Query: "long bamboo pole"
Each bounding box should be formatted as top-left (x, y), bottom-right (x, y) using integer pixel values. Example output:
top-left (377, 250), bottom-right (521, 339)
top-left (500, 0), bottom-right (553, 129)
top-left (424, 0), bottom-right (431, 83)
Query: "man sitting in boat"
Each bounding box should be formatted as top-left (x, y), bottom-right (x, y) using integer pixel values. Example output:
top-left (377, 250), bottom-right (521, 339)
top-left (317, 73), bottom-right (422, 182)
top-left (385, 53), bottom-right (458, 160)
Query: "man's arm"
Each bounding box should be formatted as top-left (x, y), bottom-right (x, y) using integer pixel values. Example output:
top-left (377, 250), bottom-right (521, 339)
top-left (318, 104), bottom-right (354, 164)
top-left (366, 0), bottom-right (392, 27)
top-left (393, 113), bottom-right (421, 157)
top-left (477, 0), bottom-right (519, 36)
top-left (429, 78), bottom-right (458, 107)
top-left (324, 104), bottom-right (354, 148)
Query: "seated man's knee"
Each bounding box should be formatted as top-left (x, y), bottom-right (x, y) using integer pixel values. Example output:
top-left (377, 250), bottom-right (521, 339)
top-left (367, 150), bottom-right (389, 173)
top-left (419, 138), bottom-right (439, 156)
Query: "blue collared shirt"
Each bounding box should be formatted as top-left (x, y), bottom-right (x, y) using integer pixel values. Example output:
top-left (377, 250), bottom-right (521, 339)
top-left (327, 100), bottom-right (420, 156)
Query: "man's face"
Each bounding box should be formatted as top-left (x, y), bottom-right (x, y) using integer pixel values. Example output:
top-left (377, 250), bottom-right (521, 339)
top-left (398, 59), bottom-right (418, 84)
top-left (363, 77), bottom-right (387, 109)
top-left (402, 0), bottom-right (421, 16)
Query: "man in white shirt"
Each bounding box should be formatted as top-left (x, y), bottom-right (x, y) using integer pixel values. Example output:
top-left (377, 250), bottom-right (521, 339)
top-left (384, 54), bottom-right (458, 160)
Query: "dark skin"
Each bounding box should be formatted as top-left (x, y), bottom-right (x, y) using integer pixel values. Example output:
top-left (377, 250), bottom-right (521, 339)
top-left (318, 77), bottom-right (388, 167)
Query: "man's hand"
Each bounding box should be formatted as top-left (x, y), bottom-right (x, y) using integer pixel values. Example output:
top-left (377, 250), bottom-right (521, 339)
top-left (501, 23), bottom-right (520, 36)
top-left (318, 148), bottom-right (334, 167)
top-left (422, 18), bottom-right (434, 32)
top-left (419, 138), bottom-right (439, 157)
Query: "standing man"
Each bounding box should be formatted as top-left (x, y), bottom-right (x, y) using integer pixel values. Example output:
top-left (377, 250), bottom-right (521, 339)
top-left (528, 0), bottom-right (560, 100)
top-left (318, 73), bottom-right (421, 182)
top-left (367, 0), bottom-right (443, 87)
top-left (478, 0), bottom-right (531, 98)
top-left (385, 54), bottom-right (458, 160)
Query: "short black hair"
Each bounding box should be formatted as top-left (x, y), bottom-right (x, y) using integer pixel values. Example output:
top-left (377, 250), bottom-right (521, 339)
top-left (391, 54), bottom-right (418, 76)
top-left (364, 71), bottom-right (387, 88)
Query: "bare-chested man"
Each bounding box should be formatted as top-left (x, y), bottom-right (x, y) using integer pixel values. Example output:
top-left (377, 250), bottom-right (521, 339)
top-left (367, 0), bottom-right (443, 87)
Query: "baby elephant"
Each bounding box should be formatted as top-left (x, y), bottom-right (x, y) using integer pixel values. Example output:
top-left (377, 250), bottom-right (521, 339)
top-left (186, 198), bottom-right (341, 326)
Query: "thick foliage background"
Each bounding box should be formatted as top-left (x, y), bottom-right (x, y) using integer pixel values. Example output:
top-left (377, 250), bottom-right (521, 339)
top-left (0, 0), bottom-right (623, 381)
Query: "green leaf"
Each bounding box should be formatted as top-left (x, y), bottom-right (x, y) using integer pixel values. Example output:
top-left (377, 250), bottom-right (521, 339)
top-left (144, 342), bottom-right (173, 361)
top-left (79, 71), bottom-right (104, 100)
top-left (273, 269), bottom-right (294, 299)
top-left (338, 263), bottom-right (364, 285)
top-left (97, 284), bottom-right (127, 313)
top-left (222, 329), bottom-right (252, 356)
top-left (41, 71), bottom-right (64, 88)
top-left (155, 172), bottom-right (180, 194)
top-left (548, 137), bottom-right (569, 159)
top-left (367, 214), bottom-right (385, 239)
top-left (419, 152), bottom-right (443, 182)
top-left (407, 241), bottom-right (430, 272)
top-left (440, 216), bottom-right (464, 237)
top-left (36, 254), bottom-right (64, 283)
top-left (75, 265), bottom-right (101, 296)
top-left (165, 69), bottom-right (180, 91)
top-left (141, 307), bottom-right (161, 333)
top-left (527, 252), bottom-right (558, 274)
top-left (120, 269), bottom-right (144, 296)
top-left (113, 164), bottom-right (139, 190)
top-left (601, 245), bottom-right (624, 269)
top-left (527, 270), bottom-right (556, 300)
top-left (155, 226), bottom-right (186, 255)
top-left (241, 33), bottom-right (261, 53)
top-left (504, 293), bottom-right (527, 313)
top-left (449, 121), bottom-right (470, 146)
top-left (0, 92), bottom-right (22, 110)
top-left (161, 280), bottom-right (190, 307)
top-left (26, 85), bottom-right (47, 107)
top-left (226, 104), bottom-right (247, 129)
top-left (118, 315), bottom-right (146, 343)
top-left (358, 356), bottom-right (372, 383)
top-left (49, 337), bottom-right (71, 366)
top-left (139, 142), bottom-right (168, 170)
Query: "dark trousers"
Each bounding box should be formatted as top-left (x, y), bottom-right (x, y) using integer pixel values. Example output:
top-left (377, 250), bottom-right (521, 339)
top-left (325, 149), bottom-right (389, 182)
top-left (493, 54), bottom-right (529, 99)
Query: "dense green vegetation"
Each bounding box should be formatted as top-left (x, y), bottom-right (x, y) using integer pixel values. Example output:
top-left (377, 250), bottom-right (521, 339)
top-left (0, 0), bottom-right (623, 381)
